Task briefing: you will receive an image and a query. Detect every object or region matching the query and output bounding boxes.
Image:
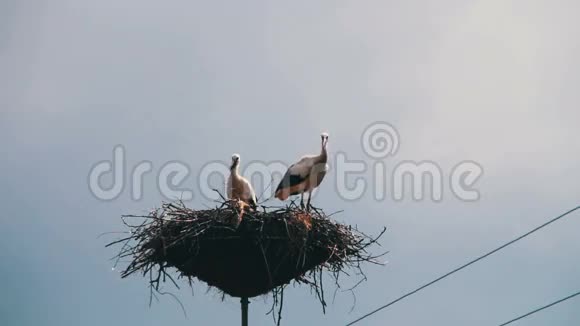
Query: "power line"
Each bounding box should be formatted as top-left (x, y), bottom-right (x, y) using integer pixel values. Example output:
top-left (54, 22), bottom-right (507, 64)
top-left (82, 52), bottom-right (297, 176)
top-left (498, 290), bottom-right (580, 326)
top-left (346, 205), bottom-right (580, 325)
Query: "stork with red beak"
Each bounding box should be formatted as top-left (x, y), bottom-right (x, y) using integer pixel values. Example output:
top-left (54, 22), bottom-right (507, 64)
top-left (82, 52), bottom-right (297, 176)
top-left (275, 133), bottom-right (329, 210)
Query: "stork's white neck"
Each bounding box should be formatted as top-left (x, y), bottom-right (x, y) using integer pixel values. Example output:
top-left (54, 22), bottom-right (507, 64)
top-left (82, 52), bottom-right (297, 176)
top-left (319, 141), bottom-right (328, 162)
top-left (230, 162), bottom-right (240, 177)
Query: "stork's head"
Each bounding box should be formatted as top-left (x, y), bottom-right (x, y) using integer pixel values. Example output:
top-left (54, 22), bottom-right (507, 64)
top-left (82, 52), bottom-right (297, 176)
top-left (230, 153), bottom-right (240, 169)
top-left (320, 132), bottom-right (329, 148)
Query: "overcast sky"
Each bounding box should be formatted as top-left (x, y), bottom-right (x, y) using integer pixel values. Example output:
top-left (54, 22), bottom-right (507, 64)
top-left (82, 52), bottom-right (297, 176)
top-left (1, 1), bottom-right (580, 325)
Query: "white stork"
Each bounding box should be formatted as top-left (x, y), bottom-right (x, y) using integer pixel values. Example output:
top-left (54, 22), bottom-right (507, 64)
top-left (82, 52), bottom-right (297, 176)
top-left (275, 132), bottom-right (329, 209)
top-left (227, 154), bottom-right (258, 209)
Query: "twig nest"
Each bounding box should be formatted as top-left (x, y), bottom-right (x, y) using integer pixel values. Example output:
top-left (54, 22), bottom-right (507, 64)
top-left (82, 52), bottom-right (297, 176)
top-left (111, 201), bottom-right (385, 299)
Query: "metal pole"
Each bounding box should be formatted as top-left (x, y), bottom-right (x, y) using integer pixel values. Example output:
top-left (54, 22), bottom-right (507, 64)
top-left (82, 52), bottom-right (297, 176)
top-left (241, 297), bottom-right (249, 326)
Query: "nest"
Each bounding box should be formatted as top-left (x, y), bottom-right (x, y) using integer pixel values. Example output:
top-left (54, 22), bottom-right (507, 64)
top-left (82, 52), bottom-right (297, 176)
top-left (108, 199), bottom-right (385, 318)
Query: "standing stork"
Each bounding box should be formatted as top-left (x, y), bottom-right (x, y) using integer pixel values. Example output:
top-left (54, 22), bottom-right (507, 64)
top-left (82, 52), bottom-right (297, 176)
top-left (275, 132), bottom-right (329, 210)
top-left (227, 154), bottom-right (258, 209)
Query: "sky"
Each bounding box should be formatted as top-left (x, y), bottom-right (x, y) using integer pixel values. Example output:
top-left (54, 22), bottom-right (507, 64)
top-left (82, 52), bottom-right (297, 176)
top-left (1, 1), bottom-right (580, 325)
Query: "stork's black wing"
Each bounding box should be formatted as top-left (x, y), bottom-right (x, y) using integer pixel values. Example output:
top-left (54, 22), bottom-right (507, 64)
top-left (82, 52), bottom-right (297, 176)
top-left (275, 164), bottom-right (309, 194)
